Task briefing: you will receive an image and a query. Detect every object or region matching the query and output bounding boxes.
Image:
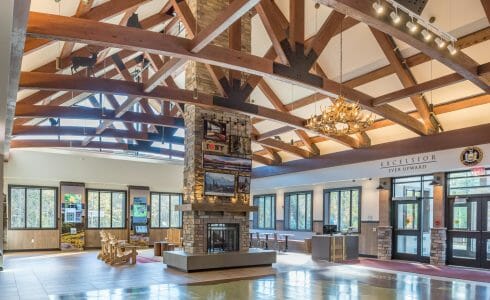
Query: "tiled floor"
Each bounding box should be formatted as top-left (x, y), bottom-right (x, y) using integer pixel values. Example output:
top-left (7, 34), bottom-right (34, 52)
top-left (1, 250), bottom-right (490, 299)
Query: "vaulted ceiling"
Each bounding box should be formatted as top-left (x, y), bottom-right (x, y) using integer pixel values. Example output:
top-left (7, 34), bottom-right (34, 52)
top-left (6, 0), bottom-right (490, 170)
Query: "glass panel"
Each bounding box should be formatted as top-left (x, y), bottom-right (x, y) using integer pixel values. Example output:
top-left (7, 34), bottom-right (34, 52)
top-left (288, 194), bottom-right (297, 230)
top-left (421, 198), bottom-right (433, 257)
top-left (170, 194), bottom-right (181, 227)
top-left (257, 197), bottom-right (264, 228)
top-left (397, 235), bottom-right (418, 254)
top-left (151, 194), bottom-right (159, 228)
top-left (453, 202), bottom-right (477, 231)
top-left (11, 188), bottom-right (26, 228)
top-left (351, 189), bottom-right (359, 232)
top-left (329, 192), bottom-right (339, 226)
top-left (26, 189), bottom-right (41, 228)
top-left (99, 192), bottom-right (112, 228)
top-left (297, 194), bottom-right (306, 230)
top-left (87, 191), bottom-right (99, 228)
top-left (452, 237), bottom-right (477, 259)
top-left (340, 190), bottom-right (350, 232)
top-left (41, 189), bottom-right (56, 228)
top-left (487, 240), bottom-right (490, 261)
top-left (111, 192), bottom-right (125, 228)
top-left (160, 194), bottom-right (170, 228)
top-left (397, 203), bottom-right (418, 230)
top-left (306, 193), bottom-right (312, 230)
top-left (264, 197), bottom-right (271, 229)
top-left (488, 201), bottom-right (490, 231)
top-left (394, 181), bottom-right (422, 198)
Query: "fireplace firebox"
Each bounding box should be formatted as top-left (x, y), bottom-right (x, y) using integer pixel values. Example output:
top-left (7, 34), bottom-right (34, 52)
top-left (207, 223), bottom-right (239, 253)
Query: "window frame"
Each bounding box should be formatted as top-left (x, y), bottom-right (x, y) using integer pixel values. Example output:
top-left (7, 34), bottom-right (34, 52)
top-left (284, 191), bottom-right (313, 232)
top-left (8, 185), bottom-right (58, 230)
top-left (86, 189), bottom-right (127, 229)
top-left (149, 192), bottom-right (183, 229)
top-left (323, 186), bottom-right (362, 233)
top-left (447, 168), bottom-right (490, 197)
top-left (252, 194), bottom-right (276, 230)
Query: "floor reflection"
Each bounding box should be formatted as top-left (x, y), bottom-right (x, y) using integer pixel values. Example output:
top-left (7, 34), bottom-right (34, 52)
top-left (51, 267), bottom-right (490, 300)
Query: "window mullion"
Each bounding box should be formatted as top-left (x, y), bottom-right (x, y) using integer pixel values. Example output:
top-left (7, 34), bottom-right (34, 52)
top-left (39, 188), bottom-right (43, 229)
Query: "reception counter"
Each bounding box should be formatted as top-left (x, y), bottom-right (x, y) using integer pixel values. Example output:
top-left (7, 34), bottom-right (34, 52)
top-left (311, 234), bottom-right (359, 262)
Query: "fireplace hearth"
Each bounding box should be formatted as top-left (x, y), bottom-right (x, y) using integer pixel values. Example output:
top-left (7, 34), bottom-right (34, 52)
top-left (207, 223), bottom-right (239, 253)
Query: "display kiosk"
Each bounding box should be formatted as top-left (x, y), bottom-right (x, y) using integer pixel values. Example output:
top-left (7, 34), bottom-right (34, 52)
top-left (129, 186), bottom-right (150, 246)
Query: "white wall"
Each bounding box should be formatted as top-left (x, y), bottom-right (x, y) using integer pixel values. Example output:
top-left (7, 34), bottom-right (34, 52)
top-left (3, 149), bottom-right (184, 193)
top-left (252, 178), bottom-right (380, 222)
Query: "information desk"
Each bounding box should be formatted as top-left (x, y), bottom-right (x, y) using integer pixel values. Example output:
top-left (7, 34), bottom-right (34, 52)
top-left (311, 235), bottom-right (359, 262)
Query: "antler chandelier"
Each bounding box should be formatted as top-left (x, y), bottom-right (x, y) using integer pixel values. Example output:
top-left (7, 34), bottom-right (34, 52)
top-left (306, 96), bottom-right (374, 135)
top-left (306, 14), bottom-right (374, 136)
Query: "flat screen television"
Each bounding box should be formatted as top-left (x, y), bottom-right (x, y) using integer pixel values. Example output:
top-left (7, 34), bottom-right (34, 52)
top-left (323, 225), bottom-right (337, 235)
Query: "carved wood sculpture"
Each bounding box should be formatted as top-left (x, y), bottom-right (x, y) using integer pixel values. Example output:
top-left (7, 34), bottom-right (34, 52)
top-left (71, 52), bottom-right (98, 76)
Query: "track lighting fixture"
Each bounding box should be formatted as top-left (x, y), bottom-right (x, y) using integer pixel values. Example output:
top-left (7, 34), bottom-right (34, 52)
top-left (447, 43), bottom-right (458, 55)
top-left (406, 20), bottom-right (418, 33)
top-left (390, 10), bottom-right (401, 24)
top-left (372, 1), bottom-right (384, 14)
top-left (421, 29), bottom-right (432, 41)
top-left (434, 37), bottom-right (446, 48)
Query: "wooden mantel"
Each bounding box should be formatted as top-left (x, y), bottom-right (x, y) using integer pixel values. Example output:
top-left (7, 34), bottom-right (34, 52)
top-left (176, 203), bottom-right (258, 212)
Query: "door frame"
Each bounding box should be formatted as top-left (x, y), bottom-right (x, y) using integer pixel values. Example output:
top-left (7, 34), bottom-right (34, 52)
top-left (446, 196), bottom-right (490, 269)
top-left (392, 199), bottom-right (429, 262)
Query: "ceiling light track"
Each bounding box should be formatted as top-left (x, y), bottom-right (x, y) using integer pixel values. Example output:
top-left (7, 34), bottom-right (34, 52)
top-left (372, 0), bottom-right (459, 55)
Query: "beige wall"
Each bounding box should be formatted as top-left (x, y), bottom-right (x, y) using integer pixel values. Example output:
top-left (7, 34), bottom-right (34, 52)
top-left (3, 149), bottom-right (185, 250)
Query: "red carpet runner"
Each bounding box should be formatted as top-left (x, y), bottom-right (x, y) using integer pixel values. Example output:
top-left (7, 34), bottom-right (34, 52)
top-left (344, 258), bottom-right (490, 283)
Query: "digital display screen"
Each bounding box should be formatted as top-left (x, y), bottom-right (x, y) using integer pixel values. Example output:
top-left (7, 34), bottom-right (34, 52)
top-left (133, 197), bottom-right (147, 224)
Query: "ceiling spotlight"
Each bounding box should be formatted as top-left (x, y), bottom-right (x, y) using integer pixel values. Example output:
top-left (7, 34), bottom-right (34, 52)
top-left (372, 1), bottom-right (385, 14)
top-left (434, 37), bottom-right (446, 48)
top-left (447, 43), bottom-right (458, 55)
top-left (390, 11), bottom-right (401, 24)
top-left (406, 20), bottom-right (418, 33)
top-left (421, 29), bottom-right (432, 41)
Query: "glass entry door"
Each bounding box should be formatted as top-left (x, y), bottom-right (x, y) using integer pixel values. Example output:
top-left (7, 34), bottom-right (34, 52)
top-left (448, 197), bottom-right (490, 268)
top-left (393, 200), bottom-right (424, 261)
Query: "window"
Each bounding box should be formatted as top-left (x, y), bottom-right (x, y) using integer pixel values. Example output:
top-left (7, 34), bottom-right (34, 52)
top-left (9, 185), bottom-right (57, 229)
top-left (284, 191), bottom-right (312, 231)
top-left (87, 190), bottom-right (126, 229)
top-left (324, 187), bottom-right (360, 233)
top-left (253, 194), bottom-right (275, 229)
top-left (150, 193), bottom-right (182, 228)
top-left (448, 169), bottom-right (490, 196)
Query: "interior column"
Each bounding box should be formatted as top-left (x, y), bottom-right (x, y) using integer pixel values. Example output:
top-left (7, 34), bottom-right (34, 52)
top-left (0, 154), bottom-right (4, 270)
top-left (430, 172), bottom-right (446, 265)
top-left (377, 177), bottom-right (392, 260)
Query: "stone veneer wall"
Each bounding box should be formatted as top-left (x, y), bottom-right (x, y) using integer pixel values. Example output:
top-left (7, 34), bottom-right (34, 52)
top-left (430, 228), bottom-right (447, 265)
top-left (182, 0), bottom-right (252, 255)
top-left (377, 226), bottom-right (392, 260)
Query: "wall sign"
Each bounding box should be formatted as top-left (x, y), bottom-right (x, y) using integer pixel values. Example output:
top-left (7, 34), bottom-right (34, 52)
top-left (379, 153), bottom-right (437, 174)
top-left (460, 146), bottom-right (483, 167)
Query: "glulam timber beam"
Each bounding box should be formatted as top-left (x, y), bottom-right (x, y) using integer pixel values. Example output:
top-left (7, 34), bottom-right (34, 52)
top-left (319, 0), bottom-right (490, 92)
top-left (370, 28), bottom-right (435, 133)
top-left (252, 154), bottom-right (277, 166)
top-left (255, 138), bottom-right (312, 159)
top-left (24, 0), bottom-right (153, 55)
top-left (254, 93), bottom-right (490, 155)
top-left (482, 0), bottom-right (490, 23)
top-left (305, 10), bottom-right (345, 59)
top-left (255, 0), bottom-right (289, 64)
top-left (253, 123), bottom-right (490, 178)
top-left (15, 104), bottom-right (185, 128)
top-left (26, 12), bottom-right (428, 136)
top-left (12, 125), bottom-right (184, 145)
top-left (10, 139), bottom-right (185, 158)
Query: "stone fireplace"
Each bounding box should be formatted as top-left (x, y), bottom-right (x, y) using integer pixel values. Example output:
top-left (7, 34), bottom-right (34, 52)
top-left (207, 223), bottom-right (239, 253)
top-left (162, 0), bottom-right (275, 271)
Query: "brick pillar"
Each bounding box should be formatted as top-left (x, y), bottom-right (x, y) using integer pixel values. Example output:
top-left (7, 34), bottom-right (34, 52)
top-left (430, 172), bottom-right (446, 265)
top-left (377, 178), bottom-right (392, 260)
top-left (182, 1), bottom-right (251, 255)
top-left (430, 228), bottom-right (446, 265)
top-left (377, 226), bottom-right (393, 260)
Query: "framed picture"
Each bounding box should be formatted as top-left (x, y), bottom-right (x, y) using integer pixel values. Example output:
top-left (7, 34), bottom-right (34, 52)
top-left (203, 154), bottom-right (252, 173)
top-left (204, 120), bottom-right (226, 142)
top-left (204, 172), bottom-right (235, 196)
top-left (237, 176), bottom-right (251, 194)
top-left (229, 135), bottom-right (251, 155)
